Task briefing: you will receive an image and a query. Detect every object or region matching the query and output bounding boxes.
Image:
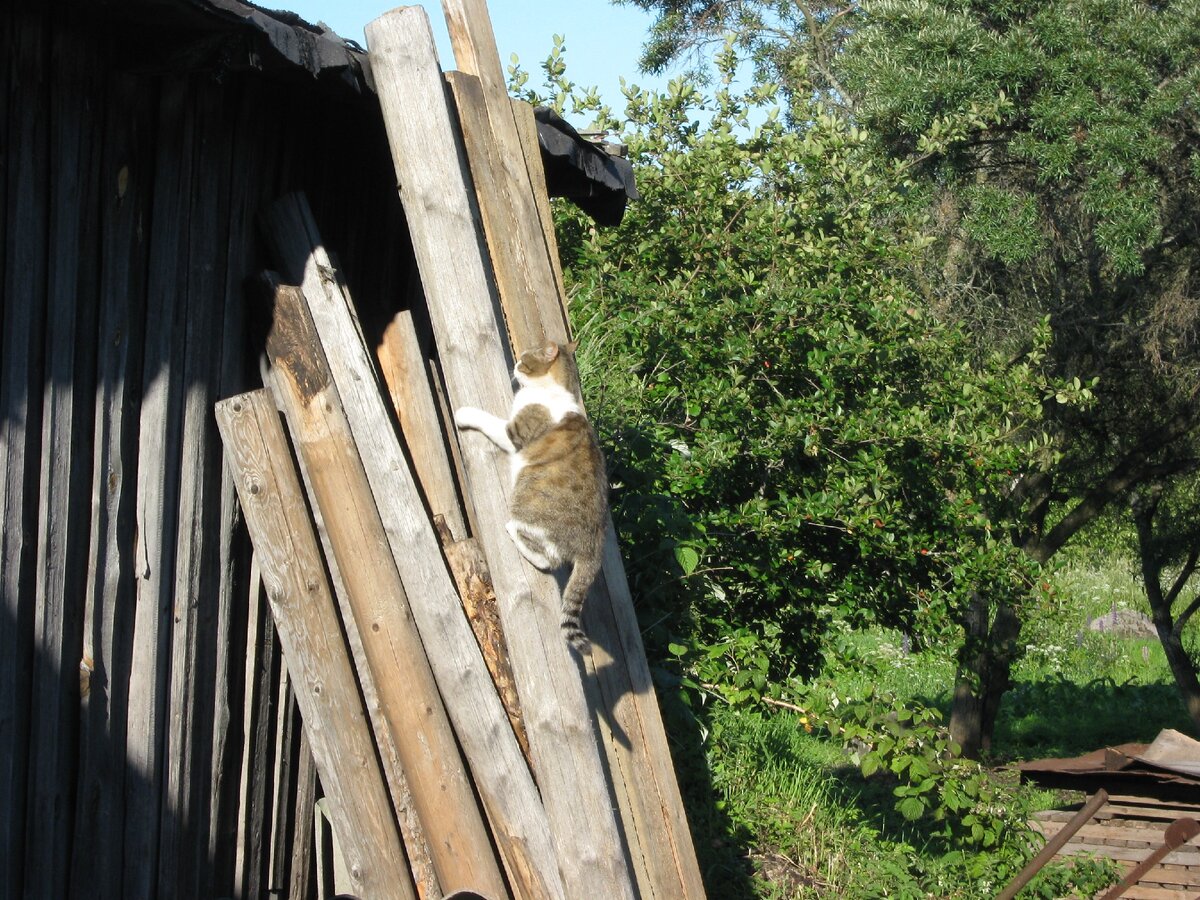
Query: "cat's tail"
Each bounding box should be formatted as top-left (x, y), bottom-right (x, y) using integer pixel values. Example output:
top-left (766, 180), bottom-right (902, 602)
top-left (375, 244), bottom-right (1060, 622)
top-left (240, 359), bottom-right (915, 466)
top-left (561, 545), bottom-right (603, 652)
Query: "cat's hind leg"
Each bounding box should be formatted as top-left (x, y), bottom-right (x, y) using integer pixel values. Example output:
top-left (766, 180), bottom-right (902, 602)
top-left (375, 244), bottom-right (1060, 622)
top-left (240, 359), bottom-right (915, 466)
top-left (506, 520), bottom-right (559, 571)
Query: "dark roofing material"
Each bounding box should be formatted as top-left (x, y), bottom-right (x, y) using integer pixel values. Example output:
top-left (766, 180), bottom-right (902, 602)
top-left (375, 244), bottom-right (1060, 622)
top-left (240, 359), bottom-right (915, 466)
top-left (76, 0), bottom-right (636, 223)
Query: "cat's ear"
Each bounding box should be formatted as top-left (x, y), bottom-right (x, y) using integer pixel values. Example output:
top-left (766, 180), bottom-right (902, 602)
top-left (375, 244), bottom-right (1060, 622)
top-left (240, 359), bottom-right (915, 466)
top-left (542, 342), bottom-right (560, 362)
top-left (564, 340), bottom-right (579, 354)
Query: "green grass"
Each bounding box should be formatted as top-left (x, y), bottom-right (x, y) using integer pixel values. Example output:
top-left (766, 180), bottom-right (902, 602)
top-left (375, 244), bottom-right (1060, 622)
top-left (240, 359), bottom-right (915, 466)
top-left (667, 554), bottom-right (1194, 898)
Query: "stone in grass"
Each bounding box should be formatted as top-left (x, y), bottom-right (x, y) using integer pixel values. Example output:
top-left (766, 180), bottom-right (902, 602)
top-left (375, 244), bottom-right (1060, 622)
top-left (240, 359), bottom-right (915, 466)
top-left (1086, 605), bottom-right (1157, 639)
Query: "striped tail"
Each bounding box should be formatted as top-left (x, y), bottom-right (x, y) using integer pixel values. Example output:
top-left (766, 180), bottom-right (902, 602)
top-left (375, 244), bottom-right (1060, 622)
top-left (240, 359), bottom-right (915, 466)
top-left (561, 547), bottom-right (602, 651)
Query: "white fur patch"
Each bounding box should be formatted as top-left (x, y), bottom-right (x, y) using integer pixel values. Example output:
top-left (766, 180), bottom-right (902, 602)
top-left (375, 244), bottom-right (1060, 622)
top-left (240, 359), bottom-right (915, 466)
top-left (507, 520), bottom-right (562, 570)
top-left (511, 375), bottom-right (580, 425)
top-left (454, 406), bottom-right (515, 454)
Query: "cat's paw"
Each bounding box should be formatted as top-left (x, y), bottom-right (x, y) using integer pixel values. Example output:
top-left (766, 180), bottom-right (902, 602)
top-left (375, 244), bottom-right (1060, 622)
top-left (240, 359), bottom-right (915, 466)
top-left (454, 406), bottom-right (487, 431)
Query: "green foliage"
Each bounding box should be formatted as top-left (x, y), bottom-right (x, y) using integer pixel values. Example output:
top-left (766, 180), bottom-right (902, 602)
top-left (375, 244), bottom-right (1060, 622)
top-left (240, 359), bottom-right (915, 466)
top-left (542, 52), bottom-right (1054, 686)
top-left (845, 0), bottom-right (1200, 281)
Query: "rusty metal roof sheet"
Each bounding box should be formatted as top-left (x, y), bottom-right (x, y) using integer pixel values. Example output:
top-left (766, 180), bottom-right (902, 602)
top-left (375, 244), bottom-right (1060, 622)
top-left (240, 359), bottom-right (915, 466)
top-left (1020, 730), bottom-right (1200, 793)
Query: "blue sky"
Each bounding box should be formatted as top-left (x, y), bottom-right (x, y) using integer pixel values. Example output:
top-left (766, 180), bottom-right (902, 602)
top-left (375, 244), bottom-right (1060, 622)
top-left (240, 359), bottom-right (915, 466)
top-left (279, 0), bottom-right (669, 110)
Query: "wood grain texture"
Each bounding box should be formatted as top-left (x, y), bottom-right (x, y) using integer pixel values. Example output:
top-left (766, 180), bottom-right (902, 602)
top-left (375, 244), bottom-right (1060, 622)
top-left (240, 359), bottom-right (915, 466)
top-left (444, 71), bottom-right (548, 353)
top-left (278, 365), bottom-right (443, 900)
top-left (436, 519), bottom-right (530, 765)
top-left (159, 81), bottom-right (230, 898)
top-left (440, 1), bottom-right (570, 346)
top-left (366, 11), bottom-right (636, 899)
top-left (125, 74), bottom-right (194, 900)
top-left (27, 28), bottom-right (101, 898)
top-left (0, 18), bottom-right (49, 898)
top-left (377, 309), bottom-right (468, 542)
top-left (392, 4), bottom-right (705, 898)
top-left (216, 389), bottom-right (415, 900)
top-left (263, 194), bottom-right (566, 900)
top-left (264, 278), bottom-right (507, 900)
top-left (511, 99), bottom-right (568, 314)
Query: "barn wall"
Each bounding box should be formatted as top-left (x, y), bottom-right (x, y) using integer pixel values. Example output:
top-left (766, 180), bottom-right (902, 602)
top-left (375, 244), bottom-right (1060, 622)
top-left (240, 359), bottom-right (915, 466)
top-left (0, 9), bottom-right (415, 898)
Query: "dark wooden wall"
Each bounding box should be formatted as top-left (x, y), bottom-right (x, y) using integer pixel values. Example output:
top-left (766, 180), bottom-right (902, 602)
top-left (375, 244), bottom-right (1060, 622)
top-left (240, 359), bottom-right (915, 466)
top-left (0, 8), bottom-right (414, 898)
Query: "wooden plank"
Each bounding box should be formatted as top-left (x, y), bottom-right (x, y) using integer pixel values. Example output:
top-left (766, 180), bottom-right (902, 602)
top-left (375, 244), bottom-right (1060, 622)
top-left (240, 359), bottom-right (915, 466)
top-left (511, 99), bottom-right (568, 311)
top-left (1037, 820), bottom-right (1189, 847)
top-left (70, 67), bottom-right (152, 900)
top-left (439, 1), bottom-right (567, 352)
top-left (267, 665), bottom-right (296, 895)
top-left (1057, 841), bottom-right (1200, 868)
top-left (27, 28), bottom-right (101, 898)
top-left (0, 16), bottom-right (49, 900)
top-left (124, 74), bottom-right (193, 900)
top-left (364, 12), bottom-right (635, 899)
top-left (216, 389), bottom-right (416, 900)
top-left (262, 194), bottom-right (568, 900)
top-left (436, 520), bottom-right (530, 765)
top-left (1106, 804), bottom-right (1200, 823)
top-left (443, 71), bottom-right (551, 352)
top-left (1119, 887), bottom-right (1200, 900)
top-left (159, 80), bottom-right (232, 898)
top-left (262, 278), bottom-right (507, 900)
top-left (233, 558), bottom-right (278, 900)
top-left (439, 7), bottom-right (706, 897)
top-left (377, 309), bottom-right (468, 542)
top-left (287, 730), bottom-right (318, 900)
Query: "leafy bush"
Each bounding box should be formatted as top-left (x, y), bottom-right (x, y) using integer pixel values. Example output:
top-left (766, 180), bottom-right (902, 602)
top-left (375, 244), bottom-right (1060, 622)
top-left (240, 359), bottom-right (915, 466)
top-left (528, 45), bottom-right (1052, 686)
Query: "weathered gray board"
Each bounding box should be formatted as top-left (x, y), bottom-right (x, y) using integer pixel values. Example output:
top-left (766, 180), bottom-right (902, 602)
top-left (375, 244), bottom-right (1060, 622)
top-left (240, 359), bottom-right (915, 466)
top-left (368, 4), bottom-right (705, 900)
top-left (367, 8), bottom-right (642, 899)
top-left (0, 9), bottom-right (413, 897)
top-left (264, 194), bottom-right (567, 900)
top-left (216, 390), bottom-right (415, 899)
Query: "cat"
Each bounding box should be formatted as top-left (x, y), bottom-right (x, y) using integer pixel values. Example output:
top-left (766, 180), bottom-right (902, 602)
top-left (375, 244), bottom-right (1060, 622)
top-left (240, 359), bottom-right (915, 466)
top-left (454, 341), bottom-right (608, 651)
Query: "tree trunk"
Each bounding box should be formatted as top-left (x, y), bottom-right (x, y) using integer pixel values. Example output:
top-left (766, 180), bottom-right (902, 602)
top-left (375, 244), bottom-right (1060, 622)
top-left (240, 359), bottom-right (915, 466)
top-left (1132, 490), bottom-right (1200, 732)
top-left (949, 594), bottom-right (1023, 759)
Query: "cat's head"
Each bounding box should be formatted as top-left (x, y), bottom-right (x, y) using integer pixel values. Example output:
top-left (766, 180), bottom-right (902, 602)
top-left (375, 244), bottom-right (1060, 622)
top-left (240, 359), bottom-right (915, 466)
top-left (514, 341), bottom-right (581, 393)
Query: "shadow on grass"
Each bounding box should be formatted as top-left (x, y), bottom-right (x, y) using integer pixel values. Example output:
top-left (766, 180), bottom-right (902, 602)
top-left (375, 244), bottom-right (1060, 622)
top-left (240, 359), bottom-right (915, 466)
top-left (655, 686), bottom-right (760, 899)
top-left (991, 676), bottom-right (1191, 761)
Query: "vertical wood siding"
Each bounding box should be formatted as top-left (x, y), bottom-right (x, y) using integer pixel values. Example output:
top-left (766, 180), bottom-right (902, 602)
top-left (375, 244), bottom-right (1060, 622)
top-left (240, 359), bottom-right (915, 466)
top-left (0, 9), bottom-right (410, 898)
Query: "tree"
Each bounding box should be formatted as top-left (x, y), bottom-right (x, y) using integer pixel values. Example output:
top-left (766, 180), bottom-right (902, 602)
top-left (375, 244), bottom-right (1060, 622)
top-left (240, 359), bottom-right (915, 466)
top-left (617, 0), bottom-right (858, 111)
top-left (840, 0), bottom-right (1200, 754)
top-left (623, 0), bottom-right (1200, 755)
top-left (1130, 473), bottom-right (1200, 731)
top-left (521, 52), bottom-right (1048, 706)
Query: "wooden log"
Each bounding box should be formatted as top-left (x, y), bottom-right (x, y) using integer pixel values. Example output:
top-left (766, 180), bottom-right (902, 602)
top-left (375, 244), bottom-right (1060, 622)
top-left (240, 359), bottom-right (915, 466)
top-left (216, 389), bottom-right (416, 900)
top-left (439, 1), bottom-right (565, 351)
top-left (0, 16), bottom-right (49, 900)
top-left (262, 194), bottom-right (567, 900)
top-left (377, 309), bottom-right (468, 542)
top-left (284, 414), bottom-right (442, 900)
top-left (445, 7), bottom-right (705, 895)
top-left (270, 267), bottom-right (441, 900)
top-left (434, 518), bottom-right (530, 765)
top-left (365, 11), bottom-right (635, 898)
top-left (262, 279), bottom-right (507, 900)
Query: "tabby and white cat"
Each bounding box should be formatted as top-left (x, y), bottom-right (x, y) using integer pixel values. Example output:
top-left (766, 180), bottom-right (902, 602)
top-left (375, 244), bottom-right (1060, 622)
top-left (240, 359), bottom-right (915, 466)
top-left (454, 341), bottom-right (607, 651)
